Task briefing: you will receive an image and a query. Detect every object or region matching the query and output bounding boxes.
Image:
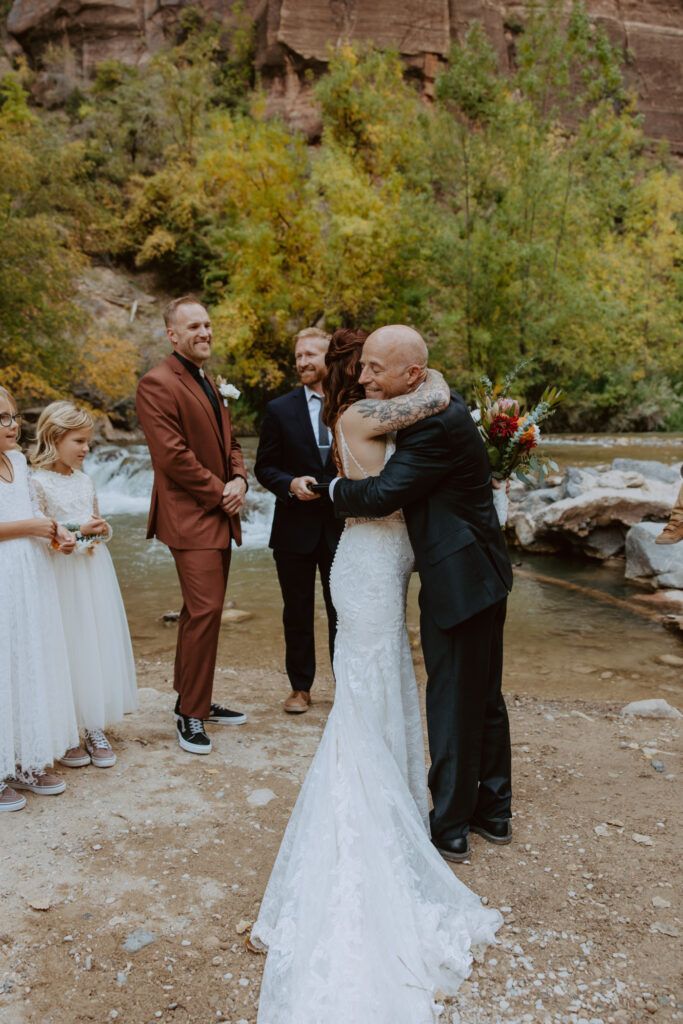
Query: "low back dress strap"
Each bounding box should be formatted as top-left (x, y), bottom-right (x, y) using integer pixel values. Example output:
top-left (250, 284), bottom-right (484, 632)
top-left (337, 425), bottom-right (403, 525)
top-left (338, 423), bottom-right (370, 479)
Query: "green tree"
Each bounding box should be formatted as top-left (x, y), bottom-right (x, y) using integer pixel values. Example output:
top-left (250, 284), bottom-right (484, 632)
top-left (0, 75), bottom-right (84, 401)
top-left (429, 1), bottom-right (682, 428)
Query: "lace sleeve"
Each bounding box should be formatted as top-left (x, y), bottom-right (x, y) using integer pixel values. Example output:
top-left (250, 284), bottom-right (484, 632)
top-left (29, 474), bottom-right (49, 518)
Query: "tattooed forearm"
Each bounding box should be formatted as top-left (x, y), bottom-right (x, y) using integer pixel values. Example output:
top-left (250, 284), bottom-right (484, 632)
top-left (354, 370), bottom-right (450, 432)
top-left (355, 394), bottom-right (445, 430)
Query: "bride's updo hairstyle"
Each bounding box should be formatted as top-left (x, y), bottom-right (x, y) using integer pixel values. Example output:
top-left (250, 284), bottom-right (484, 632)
top-left (323, 327), bottom-right (369, 470)
top-left (30, 401), bottom-right (94, 469)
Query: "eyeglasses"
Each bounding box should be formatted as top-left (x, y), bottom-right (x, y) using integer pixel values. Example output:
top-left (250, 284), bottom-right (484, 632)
top-left (0, 413), bottom-right (21, 428)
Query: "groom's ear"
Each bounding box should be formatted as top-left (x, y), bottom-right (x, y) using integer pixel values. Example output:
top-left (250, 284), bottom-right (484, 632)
top-left (405, 364), bottom-right (425, 389)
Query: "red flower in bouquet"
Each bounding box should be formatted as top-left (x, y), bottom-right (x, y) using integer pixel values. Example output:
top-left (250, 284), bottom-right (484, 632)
top-left (489, 413), bottom-right (519, 440)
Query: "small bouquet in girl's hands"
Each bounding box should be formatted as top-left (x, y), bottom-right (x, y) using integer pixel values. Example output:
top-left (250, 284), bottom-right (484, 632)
top-left (61, 516), bottom-right (112, 555)
top-left (472, 364), bottom-right (563, 526)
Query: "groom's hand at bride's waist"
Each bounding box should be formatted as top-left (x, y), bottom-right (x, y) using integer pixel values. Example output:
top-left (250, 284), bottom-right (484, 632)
top-left (221, 476), bottom-right (247, 515)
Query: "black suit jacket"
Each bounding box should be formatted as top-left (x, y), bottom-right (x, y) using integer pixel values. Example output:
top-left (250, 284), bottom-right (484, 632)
top-left (333, 391), bottom-right (512, 630)
top-left (255, 387), bottom-right (344, 554)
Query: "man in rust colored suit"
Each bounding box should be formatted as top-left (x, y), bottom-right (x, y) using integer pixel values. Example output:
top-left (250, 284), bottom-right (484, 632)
top-left (136, 296), bottom-right (248, 755)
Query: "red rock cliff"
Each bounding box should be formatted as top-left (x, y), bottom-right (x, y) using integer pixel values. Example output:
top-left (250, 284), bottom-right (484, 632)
top-left (4, 0), bottom-right (683, 152)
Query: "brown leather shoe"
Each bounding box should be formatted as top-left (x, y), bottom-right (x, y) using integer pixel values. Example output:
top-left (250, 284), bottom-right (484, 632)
top-left (284, 690), bottom-right (311, 714)
top-left (655, 511), bottom-right (683, 545)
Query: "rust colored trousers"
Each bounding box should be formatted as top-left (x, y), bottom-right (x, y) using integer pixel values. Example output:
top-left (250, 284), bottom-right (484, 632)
top-left (170, 547), bottom-right (231, 719)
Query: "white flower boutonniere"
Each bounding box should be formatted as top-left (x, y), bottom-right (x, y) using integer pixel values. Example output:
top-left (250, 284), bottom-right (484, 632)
top-left (215, 376), bottom-right (241, 407)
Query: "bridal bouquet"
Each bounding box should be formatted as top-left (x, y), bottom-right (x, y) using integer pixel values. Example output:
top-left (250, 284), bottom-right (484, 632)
top-left (472, 365), bottom-right (563, 525)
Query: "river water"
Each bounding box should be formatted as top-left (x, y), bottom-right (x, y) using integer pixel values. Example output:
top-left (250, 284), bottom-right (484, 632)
top-left (88, 434), bottom-right (683, 705)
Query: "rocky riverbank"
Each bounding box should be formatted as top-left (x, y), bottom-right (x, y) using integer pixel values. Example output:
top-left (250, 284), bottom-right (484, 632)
top-left (506, 458), bottom-right (683, 635)
top-left (0, 656), bottom-right (680, 1024)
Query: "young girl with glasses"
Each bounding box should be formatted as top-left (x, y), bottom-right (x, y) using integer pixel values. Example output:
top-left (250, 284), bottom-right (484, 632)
top-left (30, 402), bottom-right (138, 770)
top-left (0, 386), bottom-right (79, 812)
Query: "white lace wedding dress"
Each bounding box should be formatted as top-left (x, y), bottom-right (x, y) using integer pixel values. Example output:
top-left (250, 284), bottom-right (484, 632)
top-left (251, 435), bottom-right (502, 1024)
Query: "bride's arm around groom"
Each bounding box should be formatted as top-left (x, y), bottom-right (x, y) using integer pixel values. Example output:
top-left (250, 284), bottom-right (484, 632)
top-left (333, 325), bottom-right (514, 863)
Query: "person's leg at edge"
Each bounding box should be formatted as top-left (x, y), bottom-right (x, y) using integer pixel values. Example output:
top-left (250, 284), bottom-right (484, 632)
top-left (274, 548), bottom-right (318, 692)
top-left (473, 597), bottom-right (512, 825)
top-left (422, 599), bottom-right (510, 843)
top-left (655, 475), bottom-right (683, 545)
top-left (171, 547), bottom-right (231, 720)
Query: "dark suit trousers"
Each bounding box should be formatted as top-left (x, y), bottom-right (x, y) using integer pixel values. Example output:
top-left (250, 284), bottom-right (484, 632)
top-left (170, 547), bottom-right (231, 719)
top-left (274, 535), bottom-right (337, 691)
top-left (421, 597), bottom-right (511, 841)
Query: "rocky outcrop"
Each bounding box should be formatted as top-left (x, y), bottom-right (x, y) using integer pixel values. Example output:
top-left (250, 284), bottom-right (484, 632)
top-left (507, 458), bottom-right (680, 563)
top-left (3, 0), bottom-right (683, 152)
top-left (625, 522), bottom-right (683, 590)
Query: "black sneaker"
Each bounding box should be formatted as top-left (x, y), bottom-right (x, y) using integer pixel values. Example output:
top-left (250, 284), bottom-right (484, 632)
top-left (207, 702), bottom-right (246, 726)
top-left (176, 713), bottom-right (212, 754)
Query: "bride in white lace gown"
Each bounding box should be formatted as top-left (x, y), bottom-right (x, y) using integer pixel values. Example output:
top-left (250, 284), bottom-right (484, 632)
top-left (252, 332), bottom-right (501, 1023)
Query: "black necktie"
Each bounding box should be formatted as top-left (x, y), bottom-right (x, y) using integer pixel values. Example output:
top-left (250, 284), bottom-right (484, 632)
top-left (198, 369), bottom-right (222, 427)
top-left (312, 394), bottom-right (330, 460)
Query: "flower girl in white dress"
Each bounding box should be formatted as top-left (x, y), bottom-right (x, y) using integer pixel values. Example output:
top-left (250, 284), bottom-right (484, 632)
top-left (0, 387), bottom-right (79, 812)
top-left (30, 402), bottom-right (138, 768)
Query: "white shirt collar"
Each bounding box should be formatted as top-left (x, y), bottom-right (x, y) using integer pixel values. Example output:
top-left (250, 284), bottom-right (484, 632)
top-left (304, 385), bottom-right (323, 402)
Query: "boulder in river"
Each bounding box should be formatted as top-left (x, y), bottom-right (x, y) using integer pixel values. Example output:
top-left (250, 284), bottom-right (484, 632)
top-left (507, 458), bottom-right (680, 560)
top-left (612, 458), bottom-right (681, 485)
top-left (625, 522), bottom-right (683, 590)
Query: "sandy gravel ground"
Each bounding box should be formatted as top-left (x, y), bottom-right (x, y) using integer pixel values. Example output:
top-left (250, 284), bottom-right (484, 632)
top-left (0, 653), bottom-right (680, 1024)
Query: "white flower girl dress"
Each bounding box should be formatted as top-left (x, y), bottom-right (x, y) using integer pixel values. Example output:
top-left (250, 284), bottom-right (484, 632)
top-left (31, 468), bottom-right (137, 731)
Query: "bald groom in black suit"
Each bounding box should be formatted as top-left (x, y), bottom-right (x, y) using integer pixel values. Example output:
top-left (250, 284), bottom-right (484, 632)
top-left (332, 326), bottom-right (513, 863)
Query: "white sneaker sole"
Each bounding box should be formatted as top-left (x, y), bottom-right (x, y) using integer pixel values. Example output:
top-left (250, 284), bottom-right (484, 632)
top-left (89, 754), bottom-right (117, 768)
top-left (57, 755), bottom-right (91, 768)
top-left (10, 780), bottom-right (66, 796)
top-left (177, 730), bottom-right (212, 755)
top-left (0, 794), bottom-right (26, 811)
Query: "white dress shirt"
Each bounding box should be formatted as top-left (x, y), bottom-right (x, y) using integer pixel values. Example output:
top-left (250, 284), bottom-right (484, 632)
top-left (304, 386), bottom-right (332, 447)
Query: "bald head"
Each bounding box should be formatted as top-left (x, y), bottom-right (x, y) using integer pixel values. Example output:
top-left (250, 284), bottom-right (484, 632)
top-left (359, 324), bottom-right (429, 399)
top-left (365, 325), bottom-right (428, 368)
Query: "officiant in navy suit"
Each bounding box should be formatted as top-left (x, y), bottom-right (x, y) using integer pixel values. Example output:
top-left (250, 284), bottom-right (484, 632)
top-left (255, 328), bottom-right (344, 714)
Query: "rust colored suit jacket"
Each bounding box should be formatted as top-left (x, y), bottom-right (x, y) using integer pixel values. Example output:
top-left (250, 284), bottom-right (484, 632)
top-left (136, 355), bottom-right (247, 550)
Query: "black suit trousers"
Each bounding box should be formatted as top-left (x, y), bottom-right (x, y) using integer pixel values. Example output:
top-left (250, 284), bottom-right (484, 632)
top-left (421, 596), bottom-right (511, 841)
top-left (274, 535), bottom-right (337, 691)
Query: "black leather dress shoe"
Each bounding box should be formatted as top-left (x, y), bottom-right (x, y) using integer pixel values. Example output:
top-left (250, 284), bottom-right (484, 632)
top-left (434, 834), bottom-right (470, 862)
top-left (470, 818), bottom-right (512, 844)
